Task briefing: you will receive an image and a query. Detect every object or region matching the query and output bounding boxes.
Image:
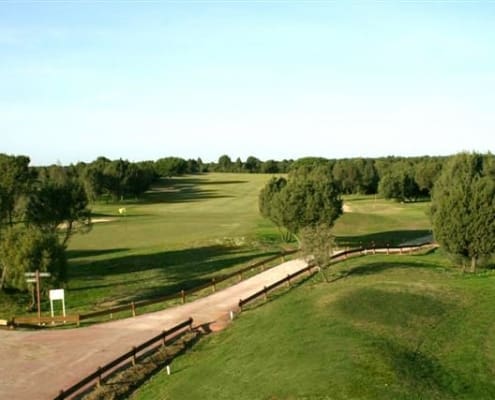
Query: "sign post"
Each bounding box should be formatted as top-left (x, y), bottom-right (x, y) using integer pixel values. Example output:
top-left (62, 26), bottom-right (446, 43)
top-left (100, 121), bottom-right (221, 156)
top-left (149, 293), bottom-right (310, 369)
top-left (25, 270), bottom-right (51, 325)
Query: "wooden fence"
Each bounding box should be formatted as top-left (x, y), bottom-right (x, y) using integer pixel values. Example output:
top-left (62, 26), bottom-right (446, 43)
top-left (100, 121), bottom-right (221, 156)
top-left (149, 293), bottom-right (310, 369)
top-left (53, 317), bottom-right (194, 400)
top-left (11, 249), bottom-right (298, 328)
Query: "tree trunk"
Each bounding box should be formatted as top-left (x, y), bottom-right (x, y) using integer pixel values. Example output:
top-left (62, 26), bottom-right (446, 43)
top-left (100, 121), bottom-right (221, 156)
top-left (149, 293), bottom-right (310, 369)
top-left (319, 266), bottom-right (329, 283)
top-left (470, 256), bottom-right (477, 273)
top-left (0, 264), bottom-right (7, 290)
top-left (62, 220), bottom-right (73, 247)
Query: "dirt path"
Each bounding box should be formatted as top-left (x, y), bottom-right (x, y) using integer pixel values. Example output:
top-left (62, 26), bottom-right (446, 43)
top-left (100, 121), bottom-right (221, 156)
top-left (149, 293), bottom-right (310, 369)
top-left (0, 258), bottom-right (308, 400)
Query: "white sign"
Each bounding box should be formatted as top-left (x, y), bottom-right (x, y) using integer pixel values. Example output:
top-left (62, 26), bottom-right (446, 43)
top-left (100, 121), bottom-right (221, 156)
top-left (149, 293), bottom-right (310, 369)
top-left (49, 289), bottom-right (66, 318)
top-left (49, 289), bottom-right (65, 301)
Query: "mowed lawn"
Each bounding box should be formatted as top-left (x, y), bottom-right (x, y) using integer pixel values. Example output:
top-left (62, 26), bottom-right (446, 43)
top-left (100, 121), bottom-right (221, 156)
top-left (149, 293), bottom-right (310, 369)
top-left (0, 175), bottom-right (433, 318)
top-left (335, 195), bottom-right (431, 248)
top-left (64, 173), bottom-right (283, 314)
top-left (1, 173), bottom-right (282, 317)
top-left (133, 250), bottom-right (495, 400)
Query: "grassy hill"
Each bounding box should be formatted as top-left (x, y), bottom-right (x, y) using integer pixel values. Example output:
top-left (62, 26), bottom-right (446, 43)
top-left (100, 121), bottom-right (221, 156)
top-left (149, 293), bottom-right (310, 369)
top-left (132, 250), bottom-right (495, 400)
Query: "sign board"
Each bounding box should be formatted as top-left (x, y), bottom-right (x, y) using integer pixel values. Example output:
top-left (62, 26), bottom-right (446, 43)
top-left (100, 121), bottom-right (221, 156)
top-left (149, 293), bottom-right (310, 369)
top-left (49, 289), bottom-right (66, 318)
top-left (24, 272), bottom-right (51, 277)
top-left (25, 278), bottom-right (37, 283)
top-left (49, 289), bottom-right (65, 301)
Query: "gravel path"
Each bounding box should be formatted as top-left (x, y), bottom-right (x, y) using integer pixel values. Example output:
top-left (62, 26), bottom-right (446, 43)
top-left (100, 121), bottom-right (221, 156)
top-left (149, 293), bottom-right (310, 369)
top-left (0, 258), bottom-right (308, 400)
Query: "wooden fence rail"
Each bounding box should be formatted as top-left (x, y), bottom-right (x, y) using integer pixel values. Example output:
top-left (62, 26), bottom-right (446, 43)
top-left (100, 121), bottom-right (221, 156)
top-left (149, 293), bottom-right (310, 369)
top-left (239, 263), bottom-right (317, 309)
top-left (53, 317), bottom-right (193, 400)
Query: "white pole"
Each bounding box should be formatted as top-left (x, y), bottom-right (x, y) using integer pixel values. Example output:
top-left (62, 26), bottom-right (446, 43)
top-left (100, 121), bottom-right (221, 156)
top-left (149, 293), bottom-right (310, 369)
top-left (50, 299), bottom-right (54, 318)
top-left (62, 298), bottom-right (66, 317)
top-left (166, 365), bottom-right (171, 375)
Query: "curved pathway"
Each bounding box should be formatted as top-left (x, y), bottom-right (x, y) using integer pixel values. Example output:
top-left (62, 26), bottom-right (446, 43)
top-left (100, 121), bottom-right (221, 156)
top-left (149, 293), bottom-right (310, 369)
top-left (0, 258), bottom-right (308, 400)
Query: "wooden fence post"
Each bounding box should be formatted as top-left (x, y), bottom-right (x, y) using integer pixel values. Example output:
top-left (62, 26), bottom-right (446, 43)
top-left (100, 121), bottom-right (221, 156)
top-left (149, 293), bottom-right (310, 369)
top-left (131, 302), bottom-right (136, 317)
top-left (263, 286), bottom-right (268, 302)
top-left (386, 243), bottom-right (390, 255)
top-left (238, 272), bottom-right (242, 282)
top-left (181, 290), bottom-right (186, 304)
top-left (132, 347), bottom-right (137, 366)
top-left (212, 277), bottom-right (216, 293)
top-left (97, 367), bottom-right (102, 387)
top-left (162, 331), bottom-right (167, 347)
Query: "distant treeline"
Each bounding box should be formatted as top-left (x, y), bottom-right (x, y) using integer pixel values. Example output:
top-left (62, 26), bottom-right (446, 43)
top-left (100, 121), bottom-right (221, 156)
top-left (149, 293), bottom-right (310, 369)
top-left (4, 153), bottom-right (495, 206)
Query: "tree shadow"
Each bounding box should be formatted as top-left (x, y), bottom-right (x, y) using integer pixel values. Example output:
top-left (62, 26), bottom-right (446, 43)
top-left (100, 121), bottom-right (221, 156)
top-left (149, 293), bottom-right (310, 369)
top-left (336, 229), bottom-right (432, 248)
top-left (68, 245), bottom-right (278, 305)
top-left (67, 248), bottom-right (130, 259)
top-left (378, 339), bottom-right (495, 398)
top-left (333, 257), bottom-right (442, 280)
top-left (135, 177), bottom-right (245, 204)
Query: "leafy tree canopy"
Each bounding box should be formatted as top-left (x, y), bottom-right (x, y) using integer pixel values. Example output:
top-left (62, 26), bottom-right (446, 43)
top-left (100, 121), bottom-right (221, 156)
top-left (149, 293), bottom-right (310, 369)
top-left (431, 152), bottom-right (495, 271)
top-left (259, 165), bottom-right (342, 240)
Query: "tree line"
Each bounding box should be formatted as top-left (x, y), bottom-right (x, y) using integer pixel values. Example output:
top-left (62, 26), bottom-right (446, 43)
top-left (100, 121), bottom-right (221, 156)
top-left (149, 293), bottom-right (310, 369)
top-left (259, 152), bottom-right (495, 273)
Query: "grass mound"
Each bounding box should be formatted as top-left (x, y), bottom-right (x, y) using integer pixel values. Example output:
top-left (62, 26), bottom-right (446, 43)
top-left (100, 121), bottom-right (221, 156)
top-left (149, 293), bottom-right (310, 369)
top-left (131, 252), bottom-right (495, 400)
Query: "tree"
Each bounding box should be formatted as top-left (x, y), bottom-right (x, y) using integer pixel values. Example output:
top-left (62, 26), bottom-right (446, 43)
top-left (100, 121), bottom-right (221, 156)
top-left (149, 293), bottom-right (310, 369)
top-left (378, 161), bottom-right (421, 202)
top-left (300, 223), bottom-right (335, 282)
top-left (244, 156), bottom-right (261, 173)
top-left (259, 177), bottom-right (290, 240)
top-left (431, 152), bottom-right (495, 272)
top-left (0, 154), bottom-right (34, 226)
top-left (0, 226), bottom-right (67, 292)
top-left (259, 165), bottom-right (342, 241)
top-left (414, 157), bottom-right (444, 197)
top-left (25, 166), bottom-right (92, 246)
top-left (217, 155), bottom-right (233, 172)
top-left (155, 157), bottom-right (188, 177)
top-left (261, 160), bottom-right (279, 174)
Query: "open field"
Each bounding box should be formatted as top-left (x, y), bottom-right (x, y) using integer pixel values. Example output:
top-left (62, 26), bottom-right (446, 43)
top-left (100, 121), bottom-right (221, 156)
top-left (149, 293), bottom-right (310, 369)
top-left (0, 174), bottom-right (433, 319)
top-left (1, 173), bottom-right (282, 317)
top-left (335, 195), bottom-right (431, 248)
top-left (133, 250), bottom-right (495, 400)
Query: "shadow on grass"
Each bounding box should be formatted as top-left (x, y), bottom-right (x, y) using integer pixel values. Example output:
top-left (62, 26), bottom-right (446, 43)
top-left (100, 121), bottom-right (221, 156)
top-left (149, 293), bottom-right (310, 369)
top-left (67, 248), bottom-right (130, 259)
top-left (336, 229), bottom-right (432, 248)
top-left (68, 245), bottom-right (279, 304)
top-left (136, 176), bottom-right (246, 204)
top-left (338, 258), bottom-right (443, 278)
top-left (379, 339), bottom-right (495, 398)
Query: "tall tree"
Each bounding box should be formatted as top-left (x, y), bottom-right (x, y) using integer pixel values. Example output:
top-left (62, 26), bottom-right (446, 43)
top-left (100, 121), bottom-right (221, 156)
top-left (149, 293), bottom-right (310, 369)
top-left (259, 165), bottom-right (342, 240)
top-left (217, 155), bottom-right (233, 172)
top-left (431, 152), bottom-right (495, 272)
top-left (0, 154), bottom-right (34, 226)
top-left (25, 166), bottom-right (92, 246)
top-left (0, 226), bottom-right (67, 292)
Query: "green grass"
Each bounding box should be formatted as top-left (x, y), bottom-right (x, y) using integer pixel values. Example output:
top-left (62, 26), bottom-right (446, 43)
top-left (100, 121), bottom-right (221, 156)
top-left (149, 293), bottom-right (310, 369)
top-left (1, 176), bottom-right (435, 319)
top-left (132, 250), bottom-right (495, 400)
top-left (335, 195), bottom-right (431, 247)
top-left (1, 173), bottom-right (285, 318)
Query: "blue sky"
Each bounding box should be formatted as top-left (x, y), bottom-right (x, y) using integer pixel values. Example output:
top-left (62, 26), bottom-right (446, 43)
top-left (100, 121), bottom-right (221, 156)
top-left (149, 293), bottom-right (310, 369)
top-left (1, 1), bottom-right (495, 165)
